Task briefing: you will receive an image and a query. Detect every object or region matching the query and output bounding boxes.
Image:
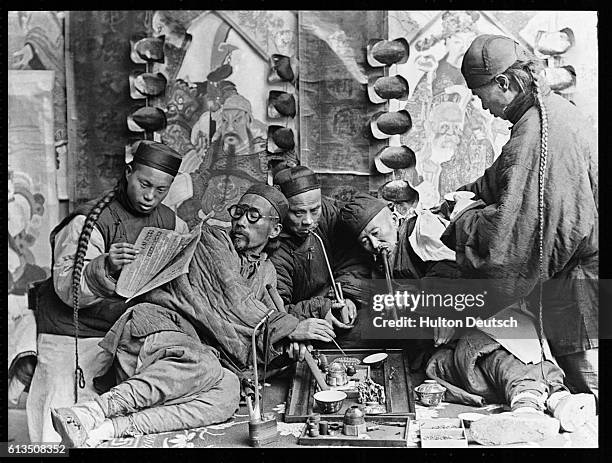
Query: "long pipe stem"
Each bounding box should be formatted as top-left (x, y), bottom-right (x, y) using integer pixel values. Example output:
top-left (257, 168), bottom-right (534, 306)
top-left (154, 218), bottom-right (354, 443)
top-left (310, 230), bottom-right (343, 303)
top-left (251, 309), bottom-right (275, 421)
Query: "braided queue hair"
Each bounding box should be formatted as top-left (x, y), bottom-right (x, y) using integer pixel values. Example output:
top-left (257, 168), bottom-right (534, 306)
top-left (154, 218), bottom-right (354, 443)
top-left (71, 174), bottom-right (125, 403)
top-left (502, 59), bottom-right (550, 384)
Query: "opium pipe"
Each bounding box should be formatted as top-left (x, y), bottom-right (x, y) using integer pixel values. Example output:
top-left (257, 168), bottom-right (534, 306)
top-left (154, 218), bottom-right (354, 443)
top-left (251, 309), bottom-right (275, 420)
top-left (309, 230), bottom-right (343, 303)
top-left (303, 349), bottom-right (331, 391)
top-left (381, 249), bottom-right (399, 322)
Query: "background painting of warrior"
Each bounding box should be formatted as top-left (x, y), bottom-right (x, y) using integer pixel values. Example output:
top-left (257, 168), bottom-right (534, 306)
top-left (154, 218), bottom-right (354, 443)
top-left (148, 10), bottom-right (296, 227)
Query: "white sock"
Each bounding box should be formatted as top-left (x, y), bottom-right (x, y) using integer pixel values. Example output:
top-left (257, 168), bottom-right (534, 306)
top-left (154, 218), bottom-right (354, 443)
top-left (546, 390), bottom-right (571, 412)
top-left (513, 407), bottom-right (544, 415)
top-left (71, 400), bottom-right (106, 431)
top-left (85, 420), bottom-right (115, 446)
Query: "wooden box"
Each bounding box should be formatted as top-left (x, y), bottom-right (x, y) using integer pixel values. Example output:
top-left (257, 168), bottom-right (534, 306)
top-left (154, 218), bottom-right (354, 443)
top-left (285, 349), bottom-right (415, 423)
top-left (419, 418), bottom-right (468, 448)
top-left (298, 416), bottom-right (410, 447)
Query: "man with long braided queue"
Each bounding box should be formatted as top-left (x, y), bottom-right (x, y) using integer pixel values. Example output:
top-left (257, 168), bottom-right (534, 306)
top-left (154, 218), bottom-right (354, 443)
top-left (49, 184), bottom-right (335, 447)
top-left (27, 140), bottom-right (188, 443)
top-left (441, 35), bottom-right (598, 400)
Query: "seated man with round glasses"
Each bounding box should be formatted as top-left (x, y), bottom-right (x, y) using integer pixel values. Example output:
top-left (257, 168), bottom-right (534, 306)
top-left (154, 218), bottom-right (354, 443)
top-left (226, 184), bottom-right (339, 361)
top-left (51, 184), bottom-right (335, 447)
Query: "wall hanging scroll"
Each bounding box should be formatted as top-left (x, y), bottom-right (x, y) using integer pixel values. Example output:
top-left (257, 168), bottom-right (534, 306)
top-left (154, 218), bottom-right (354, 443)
top-left (298, 10), bottom-right (387, 201)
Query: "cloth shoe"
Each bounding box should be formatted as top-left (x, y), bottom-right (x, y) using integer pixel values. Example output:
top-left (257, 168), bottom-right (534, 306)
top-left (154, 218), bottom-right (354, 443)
top-left (470, 412), bottom-right (560, 445)
top-left (549, 393), bottom-right (596, 432)
top-left (50, 401), bottom-right (106, 448)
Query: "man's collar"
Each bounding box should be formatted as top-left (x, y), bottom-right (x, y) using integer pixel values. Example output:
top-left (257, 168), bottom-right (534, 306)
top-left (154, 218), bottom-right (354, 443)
top-left (240, 250), bottom-right (268, 263)
top-left (504, 77), bottom-right (551, 125)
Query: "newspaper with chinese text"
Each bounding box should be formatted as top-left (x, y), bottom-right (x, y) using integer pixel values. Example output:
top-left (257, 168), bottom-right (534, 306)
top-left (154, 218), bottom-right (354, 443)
top-left (116, 222), bottom-right (202, 301)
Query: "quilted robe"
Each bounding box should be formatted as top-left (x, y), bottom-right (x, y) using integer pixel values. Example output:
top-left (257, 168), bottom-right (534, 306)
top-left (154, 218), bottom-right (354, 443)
top-left (441, 86), bottom-right (598, 356)
top-left (126, 224), bottom-right (299, 371)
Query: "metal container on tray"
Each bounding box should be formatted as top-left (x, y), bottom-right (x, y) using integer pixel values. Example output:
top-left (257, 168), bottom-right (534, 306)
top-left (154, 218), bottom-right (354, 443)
top-left (326, 361), bottom-right (348, 387)
top-left (414, 380), bottom-right (446, 407)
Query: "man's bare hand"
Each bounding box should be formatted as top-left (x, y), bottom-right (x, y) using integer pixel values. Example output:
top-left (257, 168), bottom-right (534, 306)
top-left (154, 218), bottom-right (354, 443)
top-left (288, 318), bottom-right (335, 342)
top-left (106, 242), bottom-right (139, 275)
top-left (433, 325), bottom-right (456, 347)
top-left (12, 44), bottom-right (34, 69)
top-left (286, 342), bottom-right (312, 361)
top-left (331, 298), bottom-right (357, 324)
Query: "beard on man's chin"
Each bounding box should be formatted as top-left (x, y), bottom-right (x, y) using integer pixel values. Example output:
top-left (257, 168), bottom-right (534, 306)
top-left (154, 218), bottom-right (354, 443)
top-left (222, 132), bottom-right (242, 153)
top-left (230, 230), bottom-right (249, 250)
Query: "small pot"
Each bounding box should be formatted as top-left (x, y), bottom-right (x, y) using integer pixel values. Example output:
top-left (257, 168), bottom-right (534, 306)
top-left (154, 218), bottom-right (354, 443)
top-left (326, 361), bottom-right (348, 387)
top-left (314, 390), bottom-right (347, 414)
top-left (414, 380), bottom-right (446, 407)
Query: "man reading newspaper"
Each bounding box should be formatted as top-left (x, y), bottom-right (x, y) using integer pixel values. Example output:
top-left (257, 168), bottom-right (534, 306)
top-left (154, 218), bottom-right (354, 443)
top-left (28, 140), bottom-right (188, 443)
top-left (51, 184), bottom-right (336, 447)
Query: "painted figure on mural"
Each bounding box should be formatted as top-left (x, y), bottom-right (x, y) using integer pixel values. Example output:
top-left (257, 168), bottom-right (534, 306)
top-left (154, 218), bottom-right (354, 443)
top-left (414, 87), bottom-right (471, 208)
top-left (193, 92), bottom-right (268, 226)
top-left (149, 11), bottom-right (272, 226)
top-left (406, 11), bottom-right (505, 207)
top-left (9, 11), bottom-right (67, 147)
top-left (8, 170), bottom-right (50, 296)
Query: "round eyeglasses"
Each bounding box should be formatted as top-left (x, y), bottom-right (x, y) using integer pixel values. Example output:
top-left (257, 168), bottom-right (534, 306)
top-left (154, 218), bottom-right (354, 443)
top-left (227, 204), bottom-right (278, 224)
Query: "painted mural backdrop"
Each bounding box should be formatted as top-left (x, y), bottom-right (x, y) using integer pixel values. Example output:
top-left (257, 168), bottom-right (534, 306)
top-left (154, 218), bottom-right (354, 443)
top-left (8, 11), bottom-right (69, 199)
top-left (8, 71), bottom-right (59, 293)
top-left (389, 10), bottom-right (598, 209)
top-left (147, 10), bottom-right (298, 228)
top-left (8, 71), bottom-right (60, 370)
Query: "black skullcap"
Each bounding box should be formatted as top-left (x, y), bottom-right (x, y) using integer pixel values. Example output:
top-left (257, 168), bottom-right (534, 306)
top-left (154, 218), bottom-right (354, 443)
top-left (273, 166), bottom-right (320, 198)
top-left (340, 192), bottom-right (389, 237)
top-left (461, 34), bottom-right (533, 89)
top-left (243, 183), bottom-right (289, 221)
top-left (132, 140), bottom-right (182, 176)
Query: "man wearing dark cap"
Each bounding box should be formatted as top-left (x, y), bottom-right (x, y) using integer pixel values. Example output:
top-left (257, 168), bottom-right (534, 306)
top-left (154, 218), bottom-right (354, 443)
top-left (341, 192), bottom-right (459, 338)
top-left (270, 166), bottom-right (372, 349)
top-left (227, 183), bottom-right (337, 361)
top-left (27, 140), bottom-right (188, 443)
top-left (341, 192), bottom-right (596, 444)
top-left (50, 183), bottom-right (335, 446)
top-left (442, 34), bottom-right (598, 401)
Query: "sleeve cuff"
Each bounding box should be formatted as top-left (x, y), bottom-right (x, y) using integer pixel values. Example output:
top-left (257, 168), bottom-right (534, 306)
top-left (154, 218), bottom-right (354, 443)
top-left (84, 254), bottom-right (118, 297)
top-left (450, 199), bottom-right (486, 223)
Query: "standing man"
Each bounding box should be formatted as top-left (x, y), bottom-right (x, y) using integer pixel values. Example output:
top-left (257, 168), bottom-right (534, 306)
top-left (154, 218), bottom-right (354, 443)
top-left (442, 34), bottom-right (598, 399)
top-left (27, 141), bottom-right (188, 443)
top-left (51, 183), bottom-right (335, 447)
top-left (271, 166), bottom-right (372, 347)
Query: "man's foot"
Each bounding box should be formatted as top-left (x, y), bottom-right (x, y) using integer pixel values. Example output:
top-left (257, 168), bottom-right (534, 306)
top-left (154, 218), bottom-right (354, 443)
top-left (551, 393), bottom-right (596, 432)
top-left (470, 412), bottom-right (560, 446)
top-left (85, 419), bottom-right (115, 447)
top-left (50, 408), bottom-right (90, 448)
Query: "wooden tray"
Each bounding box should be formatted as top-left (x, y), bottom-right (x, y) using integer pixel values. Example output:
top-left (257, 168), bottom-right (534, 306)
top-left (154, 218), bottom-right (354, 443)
top-left (419, 418), bottom-right (468, 448)
top-left (298, 416), bottom-right (410, 447)
top-left (285, 349), bottom-right (415, 423)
